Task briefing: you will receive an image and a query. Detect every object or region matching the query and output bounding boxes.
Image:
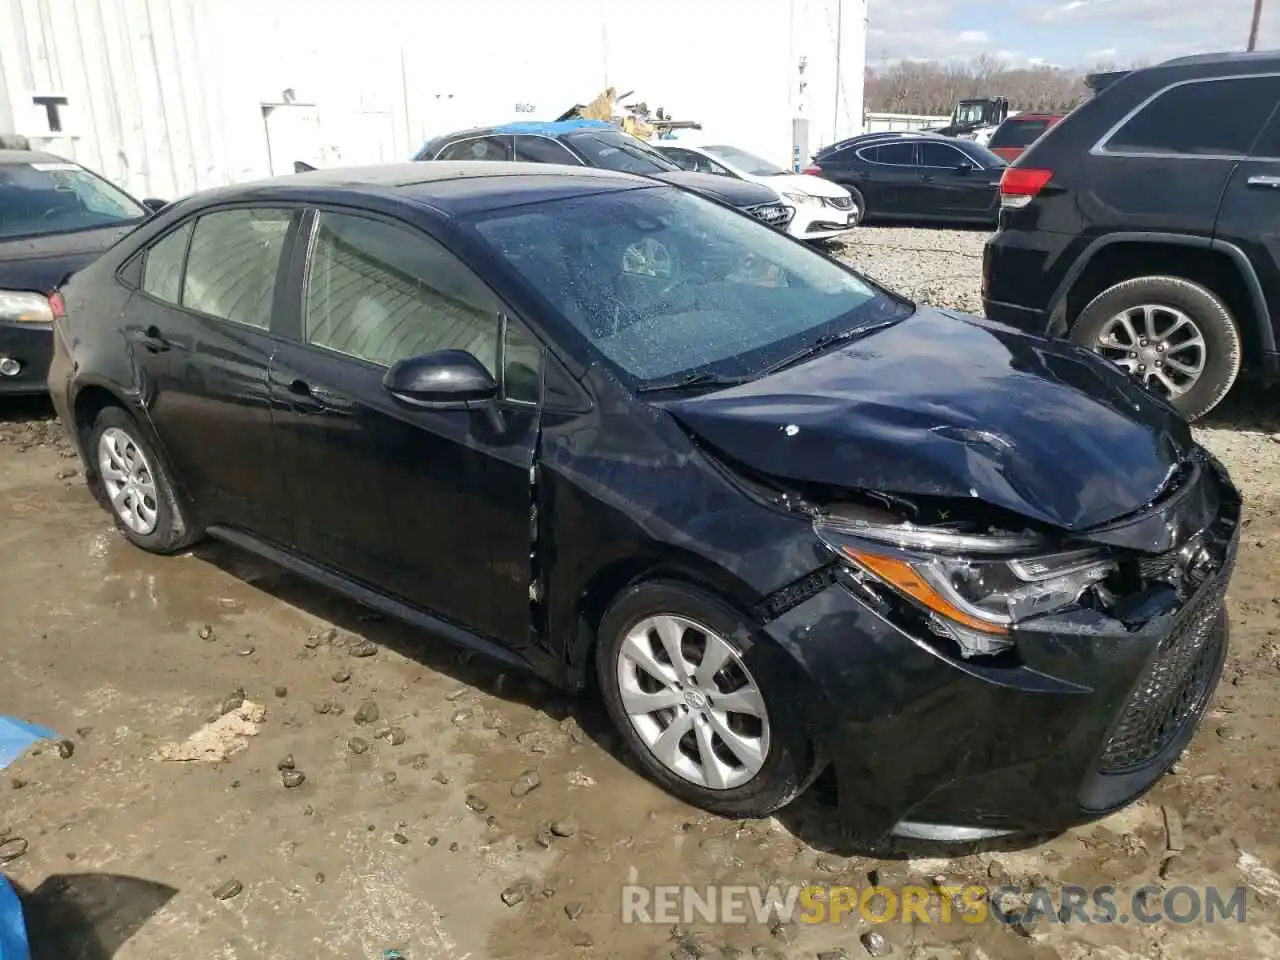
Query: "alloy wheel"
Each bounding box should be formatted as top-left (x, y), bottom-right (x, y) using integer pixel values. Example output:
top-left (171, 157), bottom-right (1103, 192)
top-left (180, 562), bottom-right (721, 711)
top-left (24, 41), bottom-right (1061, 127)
top-left (97, 427), bottom-right (160, 536)
top-left (615, 614), bottom-right (770, 790)
top-left (1093, 304), bottom-right (1207, 401)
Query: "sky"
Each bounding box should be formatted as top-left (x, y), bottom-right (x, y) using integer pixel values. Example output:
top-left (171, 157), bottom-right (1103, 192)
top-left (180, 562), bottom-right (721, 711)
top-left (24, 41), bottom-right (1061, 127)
top-left (866, 0), bottom-right (1276, 68)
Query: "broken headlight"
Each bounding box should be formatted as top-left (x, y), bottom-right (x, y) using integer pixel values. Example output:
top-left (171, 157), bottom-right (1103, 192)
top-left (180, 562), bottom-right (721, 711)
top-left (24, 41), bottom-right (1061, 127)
top-left (814, 516), bottom-right (1116, 658)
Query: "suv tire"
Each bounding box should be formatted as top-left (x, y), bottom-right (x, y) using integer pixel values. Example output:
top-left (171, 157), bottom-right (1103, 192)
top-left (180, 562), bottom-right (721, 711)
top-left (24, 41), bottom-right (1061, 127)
top-left (88, 406), bottom-right (199, 554)
top-left (596, 580), bottom-right (822, 818)
top-left (1070, 275), bottom-right (1242, 420)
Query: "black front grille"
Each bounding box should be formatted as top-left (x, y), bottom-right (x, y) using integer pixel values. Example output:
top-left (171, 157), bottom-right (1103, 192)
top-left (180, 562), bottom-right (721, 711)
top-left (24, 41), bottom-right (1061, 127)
top-left (747, 203), bottom-right (794, 227)
top-left (822, 196), bottom-right (853, 210)
top-left (1097, 573), bottom-right (1230, 773)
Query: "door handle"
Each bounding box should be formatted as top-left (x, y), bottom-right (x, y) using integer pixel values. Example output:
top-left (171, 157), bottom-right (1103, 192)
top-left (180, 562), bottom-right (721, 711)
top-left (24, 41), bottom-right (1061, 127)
top-left (133, 325), bottom-right (176, 353)
top-left (1247, 175), bottom-right (1280, 189)
top-left (282, 378), bottom-right (354, 415)
top-left (920, 174), bottom-right (937, 182)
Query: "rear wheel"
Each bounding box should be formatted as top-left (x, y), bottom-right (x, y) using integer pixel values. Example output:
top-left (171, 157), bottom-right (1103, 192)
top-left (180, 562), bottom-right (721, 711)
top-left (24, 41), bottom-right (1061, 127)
top-left (596, 580), bottom-right (821, 817)
top-left (88, 406), bottom-right (199, 554)
top-left (1069, 275), bottom-right (1242, 420)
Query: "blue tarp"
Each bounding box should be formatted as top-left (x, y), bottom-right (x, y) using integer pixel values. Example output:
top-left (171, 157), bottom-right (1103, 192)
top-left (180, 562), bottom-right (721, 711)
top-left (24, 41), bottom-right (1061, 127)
top-left (0, 718), bottom-right (58, 771)
top-left (0, 875), bottom-right (29, 960)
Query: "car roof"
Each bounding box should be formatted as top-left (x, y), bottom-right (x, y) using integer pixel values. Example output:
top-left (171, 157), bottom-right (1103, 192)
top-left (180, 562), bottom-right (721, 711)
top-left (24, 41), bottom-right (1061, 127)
top-left (1004, 114), bottom-right (1064, 122)
top-left (0, 148), bottom-right (70, 165)
top-left (1160, 49), bottom-right (1280, 69)
top-left (168, 161), bottom-right (654, 217)
top-left (489, 119), bottom-right (615, 136)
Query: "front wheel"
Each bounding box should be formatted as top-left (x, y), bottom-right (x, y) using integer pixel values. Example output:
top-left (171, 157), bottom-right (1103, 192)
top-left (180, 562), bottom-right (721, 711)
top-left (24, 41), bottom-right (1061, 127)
top-left (596, 580), bottom-right (821, 818)
top-left (1069, 275), bottom-right (1242, 421)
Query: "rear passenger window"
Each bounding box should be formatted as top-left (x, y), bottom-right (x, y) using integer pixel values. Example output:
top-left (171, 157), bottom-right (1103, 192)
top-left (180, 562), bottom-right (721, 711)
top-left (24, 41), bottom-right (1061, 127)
top-left (867, 142), bottom-right (916, 166)
top-left (1104, 76), bottom-right (1280, 157)
top-left (141, 221), bottom-right (193, 304)
top-left (182, 209), bottom-right (292, 328)
top-left (513, 136), bottom-right (580, 165)
top-left (437, 136), bottom-right (513, 162)
top-left (304, 211), bottom-right (504, 372)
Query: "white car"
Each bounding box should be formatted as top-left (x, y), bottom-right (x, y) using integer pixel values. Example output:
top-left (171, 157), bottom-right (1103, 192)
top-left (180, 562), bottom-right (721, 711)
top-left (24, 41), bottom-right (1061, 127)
top-left (653, 142), bottom-right (859, 240)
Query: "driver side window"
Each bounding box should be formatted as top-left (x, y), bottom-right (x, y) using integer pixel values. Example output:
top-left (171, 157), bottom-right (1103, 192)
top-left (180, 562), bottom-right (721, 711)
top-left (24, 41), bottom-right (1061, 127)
top-left (303, 212), bottom-right (503, 374)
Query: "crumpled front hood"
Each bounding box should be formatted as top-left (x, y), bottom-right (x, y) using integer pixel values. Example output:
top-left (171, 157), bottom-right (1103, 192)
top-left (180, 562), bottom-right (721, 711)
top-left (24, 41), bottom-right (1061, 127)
top-left (664, 307), bottom-right (1193, 532)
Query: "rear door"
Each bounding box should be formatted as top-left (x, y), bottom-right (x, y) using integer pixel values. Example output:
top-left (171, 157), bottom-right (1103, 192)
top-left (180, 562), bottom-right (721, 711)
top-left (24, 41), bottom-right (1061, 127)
top-left (1215, 77), bottom-right (1280, 358)
top-left (268, 208), bottom-right (543, 649)
top-left (125, 206), bottom-right (297, 540)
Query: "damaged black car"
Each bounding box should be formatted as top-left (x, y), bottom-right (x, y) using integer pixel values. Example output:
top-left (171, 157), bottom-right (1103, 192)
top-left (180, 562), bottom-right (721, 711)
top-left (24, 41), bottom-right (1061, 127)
top-left (47, 161), bottom-right (1240, 845)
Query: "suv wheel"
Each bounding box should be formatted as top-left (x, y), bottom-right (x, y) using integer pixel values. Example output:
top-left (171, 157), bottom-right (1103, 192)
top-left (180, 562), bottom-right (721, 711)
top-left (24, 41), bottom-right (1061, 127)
top-left (596, 581), bottom-right (821, 818)
top-left (1070, 275), bottom-right (1242, 420)
top-left (89, 406), bottom-right (198, 553)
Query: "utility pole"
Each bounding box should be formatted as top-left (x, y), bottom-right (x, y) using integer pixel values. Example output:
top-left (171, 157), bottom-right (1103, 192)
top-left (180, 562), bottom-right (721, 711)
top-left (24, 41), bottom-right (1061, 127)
top-left (1249, 0), bottom-right (1264, 51)
top-left (833, 0), bottom-right (843, 141)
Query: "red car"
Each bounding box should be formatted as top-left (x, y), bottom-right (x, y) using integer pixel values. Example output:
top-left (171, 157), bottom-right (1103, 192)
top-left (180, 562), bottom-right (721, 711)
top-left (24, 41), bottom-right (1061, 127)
top-left (987, 113), bottom-right (1066, 162)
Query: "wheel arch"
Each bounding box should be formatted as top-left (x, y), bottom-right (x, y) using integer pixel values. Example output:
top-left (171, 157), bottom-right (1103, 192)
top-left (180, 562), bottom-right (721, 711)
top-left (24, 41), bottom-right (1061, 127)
top-left (562, 549), bottom-right (768, 692)
top-left (1049, 233), bottom-right (1274, 365)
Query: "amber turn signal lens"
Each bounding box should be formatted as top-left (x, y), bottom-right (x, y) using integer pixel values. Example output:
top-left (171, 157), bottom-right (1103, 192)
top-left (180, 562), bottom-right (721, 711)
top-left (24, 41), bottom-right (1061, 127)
top-left (841, 547), bottom-right (1009, 636)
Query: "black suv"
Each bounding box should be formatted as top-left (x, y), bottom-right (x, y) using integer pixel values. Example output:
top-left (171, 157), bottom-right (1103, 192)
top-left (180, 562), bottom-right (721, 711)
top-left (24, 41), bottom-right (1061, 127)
top-left (983, 51), bottom-right (1280, 420)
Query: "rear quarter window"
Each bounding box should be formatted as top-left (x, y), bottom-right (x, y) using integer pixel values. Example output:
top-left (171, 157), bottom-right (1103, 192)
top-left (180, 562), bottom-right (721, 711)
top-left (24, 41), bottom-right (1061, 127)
top-left (1102, 75), bottom-right (1280, 157)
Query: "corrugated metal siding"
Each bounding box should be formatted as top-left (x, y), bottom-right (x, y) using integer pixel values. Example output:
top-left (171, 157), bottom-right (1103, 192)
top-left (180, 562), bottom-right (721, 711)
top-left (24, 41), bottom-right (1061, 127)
top-left (0, 0), bottom-right (259, 199)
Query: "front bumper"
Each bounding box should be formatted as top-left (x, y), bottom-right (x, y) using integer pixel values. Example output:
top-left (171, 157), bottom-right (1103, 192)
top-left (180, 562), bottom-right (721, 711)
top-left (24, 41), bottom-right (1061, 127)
top-left (763, 468), bottom-right (1240, 845)
top-left (0, 321), bottom-right (53, 395)
top-left (788, 201), bottom-right (856, 240)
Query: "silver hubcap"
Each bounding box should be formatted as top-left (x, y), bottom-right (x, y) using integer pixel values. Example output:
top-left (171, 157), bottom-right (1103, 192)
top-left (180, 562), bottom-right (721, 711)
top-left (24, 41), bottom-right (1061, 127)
top-left (616, 614), bottom-right (770, 790)
top-left (98, 427), bottom-right (160, 536)
top-left (1094, 304), bottom-right (1206, 400)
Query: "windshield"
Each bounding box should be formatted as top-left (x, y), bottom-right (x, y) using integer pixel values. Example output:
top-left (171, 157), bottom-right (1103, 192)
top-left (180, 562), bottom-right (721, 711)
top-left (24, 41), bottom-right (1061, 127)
top-left (954, 102), bottom-right (987, 125)
top-left (0, 161), bottom-right (145, 240)
top-left (565, 130), bottom-right (681, 175)
top-left (962, 142), bottom-right (1008, 167)
top-left (704, 145), bottom-right (787, 177)
top-left (470, 185), bottom-right (903, 384)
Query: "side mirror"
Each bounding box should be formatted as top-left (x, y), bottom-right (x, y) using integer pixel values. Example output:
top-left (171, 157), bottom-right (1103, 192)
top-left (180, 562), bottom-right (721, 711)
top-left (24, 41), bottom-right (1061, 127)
top-left (383, 349), bottom-right (498, 405)
top-left (142, 198), bottom-right (168, 213)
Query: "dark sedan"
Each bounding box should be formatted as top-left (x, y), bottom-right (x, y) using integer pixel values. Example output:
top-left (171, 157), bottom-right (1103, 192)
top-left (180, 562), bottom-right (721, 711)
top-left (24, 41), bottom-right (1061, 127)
top-left (49, 162), bottom-right (1238, 845)
top-left (805, 132), bottom-right (1007, 226)
top-left (414, 120), bottom-right (795, 230)
top-left (0, 149), bottom-right (162, 394)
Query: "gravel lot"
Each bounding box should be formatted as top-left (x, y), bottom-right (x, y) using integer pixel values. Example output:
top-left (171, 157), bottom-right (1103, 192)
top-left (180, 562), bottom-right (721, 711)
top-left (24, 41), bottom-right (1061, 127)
top-left (2, 228), bottom-right (1280, 958)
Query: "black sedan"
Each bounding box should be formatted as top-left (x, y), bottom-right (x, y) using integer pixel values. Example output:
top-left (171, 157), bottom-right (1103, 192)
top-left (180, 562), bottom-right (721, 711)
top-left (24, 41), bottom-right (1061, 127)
top-left (805, 132), bottom-right (1007, 226)
top-left (0, 148), bottom-right (162, 395)
top-left (414, 120), bottom-right (795, 231)
top-left (48, 161), bottom-right (1239, 845)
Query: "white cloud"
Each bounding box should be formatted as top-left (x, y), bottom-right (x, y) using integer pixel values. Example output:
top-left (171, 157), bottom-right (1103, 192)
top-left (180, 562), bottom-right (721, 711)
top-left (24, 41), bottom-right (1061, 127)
top-left (957, 29), bottom-right (990, 41)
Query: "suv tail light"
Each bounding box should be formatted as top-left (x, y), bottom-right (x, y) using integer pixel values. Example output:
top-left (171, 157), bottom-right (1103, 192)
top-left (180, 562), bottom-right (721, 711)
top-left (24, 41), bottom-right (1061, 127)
top-left (47, 290), bottom-right (67, 320)
top-left (803, 165), bottom-right (823, 176)
top-left (999, 168), bottom-right (1053, 208)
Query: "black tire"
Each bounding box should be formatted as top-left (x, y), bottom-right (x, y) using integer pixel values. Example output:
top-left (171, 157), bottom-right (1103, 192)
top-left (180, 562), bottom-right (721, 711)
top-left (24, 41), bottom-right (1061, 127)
top-left (846, 186), bottom-right (866, 226)
top-left (595, 580), bottom-right (822, 819)
top-left (1069, 275), bottom-right (1242, 421)
top-left (87, 406), bottom-right (199, 554)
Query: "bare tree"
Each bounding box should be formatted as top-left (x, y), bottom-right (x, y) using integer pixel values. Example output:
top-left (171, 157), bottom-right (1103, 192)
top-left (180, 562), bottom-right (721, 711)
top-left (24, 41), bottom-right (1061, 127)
top-left (865, 57), bottom-right (1148, 115)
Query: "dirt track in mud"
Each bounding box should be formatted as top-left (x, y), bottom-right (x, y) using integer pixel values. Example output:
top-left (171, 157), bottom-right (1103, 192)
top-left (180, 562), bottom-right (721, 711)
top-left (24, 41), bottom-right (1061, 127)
top-left (4, 234), bottom-right (1280, 958)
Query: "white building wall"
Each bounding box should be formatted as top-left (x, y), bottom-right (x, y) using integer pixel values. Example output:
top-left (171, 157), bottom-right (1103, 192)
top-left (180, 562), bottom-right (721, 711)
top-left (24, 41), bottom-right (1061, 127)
top-left (0, 0), bottom-right (867, 198)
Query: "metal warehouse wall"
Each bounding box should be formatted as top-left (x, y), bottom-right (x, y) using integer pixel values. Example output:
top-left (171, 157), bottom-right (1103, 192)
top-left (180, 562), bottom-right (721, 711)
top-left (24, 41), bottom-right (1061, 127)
top-left (0, 0), bottom-right (264, 199)
top-left (0, 0), bottom-right (867, 198)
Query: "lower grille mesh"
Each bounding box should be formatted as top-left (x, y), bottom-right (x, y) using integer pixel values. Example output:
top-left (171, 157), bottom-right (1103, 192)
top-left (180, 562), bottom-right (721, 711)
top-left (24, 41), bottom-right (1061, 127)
top-left (1097, 572), bottom-right (1230, 773)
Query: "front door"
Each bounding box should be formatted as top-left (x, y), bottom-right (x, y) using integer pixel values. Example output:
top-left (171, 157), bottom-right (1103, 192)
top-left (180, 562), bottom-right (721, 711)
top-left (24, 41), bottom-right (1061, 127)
top-left (125, 207), bottom-right (297, 540)
top-left (915, 140), bottom-right (996, 219)
top-left (270, 209), bottom-right (542, 648)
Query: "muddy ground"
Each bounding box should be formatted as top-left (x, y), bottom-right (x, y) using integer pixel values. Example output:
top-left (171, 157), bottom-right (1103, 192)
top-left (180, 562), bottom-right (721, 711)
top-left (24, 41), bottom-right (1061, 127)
top-left (4, 231), bottom-right (1280, 958)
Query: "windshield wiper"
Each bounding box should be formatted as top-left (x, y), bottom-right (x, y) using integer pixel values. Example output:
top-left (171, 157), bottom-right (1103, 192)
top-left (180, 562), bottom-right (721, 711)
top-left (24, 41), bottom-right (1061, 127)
top-left (635, 371), bottom-right (753, 394)
top-left (761, 319), bottom-right (901, 376)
